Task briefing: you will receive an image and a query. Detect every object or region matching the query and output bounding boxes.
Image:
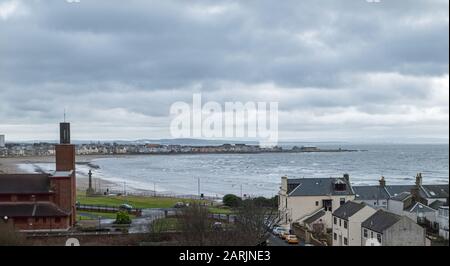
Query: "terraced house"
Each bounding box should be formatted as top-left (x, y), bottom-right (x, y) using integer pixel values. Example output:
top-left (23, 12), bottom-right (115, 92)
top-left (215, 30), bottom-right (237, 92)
top-left (278, 174), bottom-right (355, 229)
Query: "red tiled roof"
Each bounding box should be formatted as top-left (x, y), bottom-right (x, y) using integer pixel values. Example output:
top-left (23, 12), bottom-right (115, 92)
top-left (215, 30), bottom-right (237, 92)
top-left (0, 202), bottom-right (69, 218)
top-left (0, 174), bottom-right (52, 194)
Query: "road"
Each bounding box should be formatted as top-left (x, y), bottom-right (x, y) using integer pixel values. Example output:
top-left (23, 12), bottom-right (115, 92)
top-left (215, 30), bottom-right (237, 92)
top-left (267, 233), bottom-right (305, 246)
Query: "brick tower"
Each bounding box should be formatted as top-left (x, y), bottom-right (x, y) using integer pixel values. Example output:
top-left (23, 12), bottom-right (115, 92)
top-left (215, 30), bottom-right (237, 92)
top-left (51, 122), bottom-right (77, 226)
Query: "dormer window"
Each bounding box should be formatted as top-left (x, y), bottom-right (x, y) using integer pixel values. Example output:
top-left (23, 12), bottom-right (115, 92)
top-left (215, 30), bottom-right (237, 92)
top-left (334, 180), bottom-right (347, 191)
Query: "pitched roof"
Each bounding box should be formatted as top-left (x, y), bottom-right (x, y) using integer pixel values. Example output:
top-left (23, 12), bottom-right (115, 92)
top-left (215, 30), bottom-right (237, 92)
top-left (429, 200), bottom-right (447, 210)
top-left (407, 202), bottom-right (437, 213)
top-left (385, 185), bottom-right (421, 198)
top-left (353, 186), bottom-right (390, 201)
top-left (0, 174), bottom-right (51, 194)
top-left (304, 210), bottom-right (326, 224)
top-left (0, 203), bottom-right (69, 217)
top-left (333, 201), bottom-right (366, 220)
top-left (391, 192), bottom-right (412, 202)
top-left (421, 185), bottom-right (449, 199)
top-left (362, 210), bottom-right (402, 233)
top-left (288, 178), bottom-right (354, 197)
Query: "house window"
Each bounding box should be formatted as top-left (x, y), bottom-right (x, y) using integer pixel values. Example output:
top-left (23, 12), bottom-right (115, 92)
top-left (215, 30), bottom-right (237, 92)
top-left (334, 217), bottom-right (337, 225)
top-left (371, 231), bottom-right (374, 238)
top-left (377, 234), bottom-right (382, 244)
top-left (315, 201), bottom-right (319, 206)
top-left (363, 229), bottom-right (368, 238)
top-left (374, 202), bottom-right (377, 206)
top-left (339, 219), bottom-right (342, 227)
top-left (344, 221), bottom-right (348, 229)
top-left (322, 199), bottom-right (333, 212)
top-left (344, 237), bottom-right (348, 246)
top-left (340, 198), bottom-right (346, 206)
top-left (334, 233), bottom-right (337, 241)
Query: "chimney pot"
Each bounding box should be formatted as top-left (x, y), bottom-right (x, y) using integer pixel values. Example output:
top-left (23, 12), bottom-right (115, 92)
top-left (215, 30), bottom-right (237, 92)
top-left (379, 176), bottom-right (386, 188)
top-left (416, 173), bottom-right (423, 187)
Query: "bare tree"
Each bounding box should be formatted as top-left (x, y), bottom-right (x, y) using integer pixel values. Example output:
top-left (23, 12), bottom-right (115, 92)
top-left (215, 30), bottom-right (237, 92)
top-left (176, 203), bottom-right (213, 246)
top-left (176, 200), bottom-right (279, 246)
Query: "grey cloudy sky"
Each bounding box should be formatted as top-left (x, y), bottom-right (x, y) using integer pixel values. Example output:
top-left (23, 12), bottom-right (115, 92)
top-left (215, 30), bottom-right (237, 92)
top-left (0, 0), bottom-right (448, 142)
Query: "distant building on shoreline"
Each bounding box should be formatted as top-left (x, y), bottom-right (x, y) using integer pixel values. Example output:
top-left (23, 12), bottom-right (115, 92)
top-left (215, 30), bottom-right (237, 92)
top-left (0, 134), bottom-right (5, 148)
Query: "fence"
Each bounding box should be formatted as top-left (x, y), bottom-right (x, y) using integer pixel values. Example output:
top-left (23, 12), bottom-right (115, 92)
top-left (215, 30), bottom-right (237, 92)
top-left (76, 204), bottom-right (143, 216)
top-left (94, 189), bottom-right (223, 201)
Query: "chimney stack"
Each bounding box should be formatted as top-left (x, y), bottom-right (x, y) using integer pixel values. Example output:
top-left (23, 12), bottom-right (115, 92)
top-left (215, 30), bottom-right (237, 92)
top-left (415, 173), bottom-right (423, 187)
top-left (343, 173), bottom-right (350, 182)
top-left (379, 176), bottom-right (386, 188)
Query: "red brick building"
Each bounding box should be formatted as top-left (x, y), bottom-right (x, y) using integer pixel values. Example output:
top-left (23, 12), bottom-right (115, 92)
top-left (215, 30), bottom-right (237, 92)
top-left (0, 122), bottom-right (76, 231)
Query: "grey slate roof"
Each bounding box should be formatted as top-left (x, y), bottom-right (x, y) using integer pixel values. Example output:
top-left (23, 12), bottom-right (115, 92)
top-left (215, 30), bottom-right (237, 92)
top-left (362, 210), bottom-right (401, 233)
top-left (407, 202), bottom-right (437, 213)
top-left (390, 192), bottom-right (412, 202)
top-left (0, 174), bottom-right (51, 194)
top-left (429, 200), bottom-right (447, 210)
top-left (288, 178), bottom-right (354, 196)
top-left (385, 185), bottom-right (418, 197)
top-left (333, 201), bottom-right (366, 220)
top-left (422, 185), bottom-right (449, 199)
top-left (353, 186), bottom-right (390, 201)
top-left (304, 210), bottom-right (326, 224)
top-left (353, 185), bottom-right (430, 200)
top-left (0, 203), bottom-right (69, 217)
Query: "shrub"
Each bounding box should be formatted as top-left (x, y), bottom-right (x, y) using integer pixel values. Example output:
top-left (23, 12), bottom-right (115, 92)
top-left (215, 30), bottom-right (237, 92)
top-left (223, 194), bottom-right (242, 208)
top-left (115, 211), bottom-right (132, 224)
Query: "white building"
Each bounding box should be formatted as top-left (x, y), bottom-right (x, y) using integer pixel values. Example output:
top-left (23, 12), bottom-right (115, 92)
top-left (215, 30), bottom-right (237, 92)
top-left (361, 210), bottom-right (426, 246)
top-left (332, 201), bottom-right (376, 246)
top-left (0, 135), bottom-right (5, 148)
top-left (278, 175), bottom-right (355, 230)
top-left (436, 206), bottom-right (449, 240)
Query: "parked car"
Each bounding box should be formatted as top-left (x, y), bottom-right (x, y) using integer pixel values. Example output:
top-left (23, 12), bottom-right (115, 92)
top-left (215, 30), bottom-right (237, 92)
top-left (212, 222), bottom-right (223, 231)
top-left (274, 227), bottom-right (289, 237)
top-left (174, 202), bottom-right (187, 208)
top-left (119, 204), bottom-right (133, 211)
top-left (286, 235), bottom-right (299, 245)
top-left (272, 227), bottom-right (281, 235)
top-left (280, 231), bottom-right (290, 240)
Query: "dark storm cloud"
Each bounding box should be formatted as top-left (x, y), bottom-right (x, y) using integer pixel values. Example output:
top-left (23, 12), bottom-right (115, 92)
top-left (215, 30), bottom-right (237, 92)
top-left (0, 0), bottom-right (448, 141)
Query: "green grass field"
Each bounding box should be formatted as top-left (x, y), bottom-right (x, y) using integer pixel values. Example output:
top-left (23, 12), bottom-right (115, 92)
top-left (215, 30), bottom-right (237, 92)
top-left (150, 218), bottom-right (179, 232)
top-left (76, 191), bottom-right (233, 215)
top-left (208, 207), bottom-right (234, 215)
top-left (77, 192), bottom-right (194, 209)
